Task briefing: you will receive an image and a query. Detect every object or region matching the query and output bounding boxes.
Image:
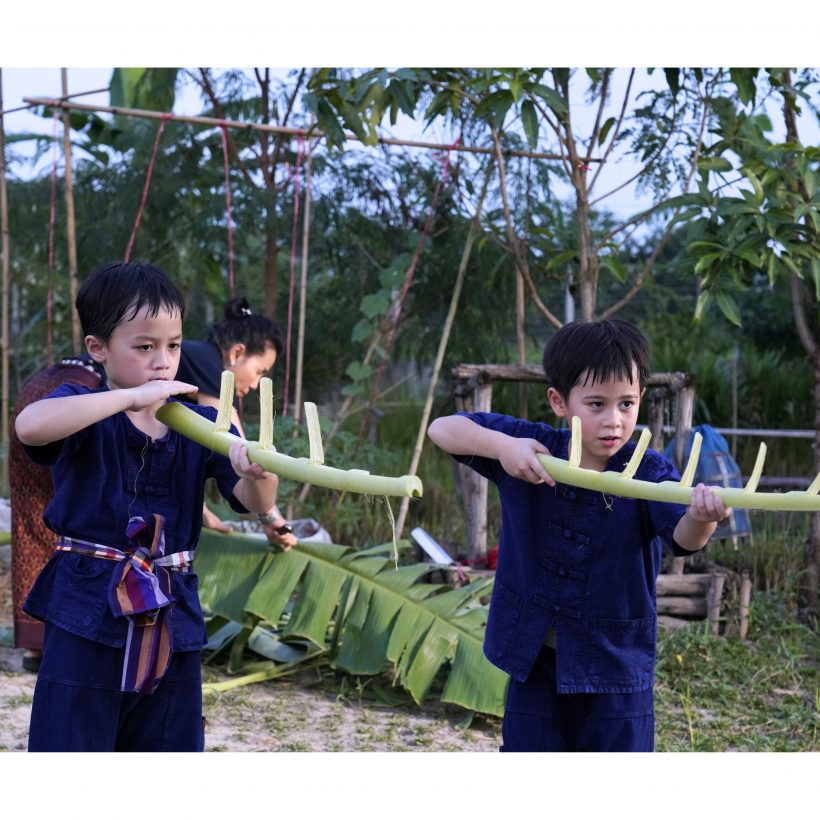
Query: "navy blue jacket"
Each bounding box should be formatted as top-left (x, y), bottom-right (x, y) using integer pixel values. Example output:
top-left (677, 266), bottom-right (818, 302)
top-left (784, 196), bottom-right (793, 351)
top-left (22, 383), bottom-right (248, 652)
top-left (454, 412), bottom-right (696, 693)
top-left (177, 340), bottom-right (237, 408)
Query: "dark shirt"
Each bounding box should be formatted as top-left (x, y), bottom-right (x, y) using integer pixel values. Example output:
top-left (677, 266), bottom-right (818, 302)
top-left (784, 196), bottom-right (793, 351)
top-left (177, 339), bottom-right (236, 407)
top-left (22, 383), bottom-right (249, 652)
top-left (454, 412), bottom-right (696, 693)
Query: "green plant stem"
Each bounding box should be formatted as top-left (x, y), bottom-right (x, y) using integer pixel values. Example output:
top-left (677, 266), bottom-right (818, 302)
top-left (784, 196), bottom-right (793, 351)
top-left (156, 401), bottom-right (423, 498)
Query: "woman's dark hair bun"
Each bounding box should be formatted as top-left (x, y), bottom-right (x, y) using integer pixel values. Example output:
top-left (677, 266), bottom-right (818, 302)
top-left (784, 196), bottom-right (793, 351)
top-left (224, 296), bottom-right (253, 320)
top-left (208, 295), bottom-right (283, 356)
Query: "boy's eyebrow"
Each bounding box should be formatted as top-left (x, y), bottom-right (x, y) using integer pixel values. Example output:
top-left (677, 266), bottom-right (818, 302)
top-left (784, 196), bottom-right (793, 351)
top-left (132, 333), bottom-right (183, 341)
top-left (582, 391), bottom-right (640, 400)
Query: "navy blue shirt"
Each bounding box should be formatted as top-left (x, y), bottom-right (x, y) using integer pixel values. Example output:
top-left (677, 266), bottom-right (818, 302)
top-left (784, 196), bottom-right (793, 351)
top-left (454, 412), bottom-right (696, 693)
top-left (22, 383), bottom-right (249, 652)
top-left (177, 340), bottom-right (237, 408)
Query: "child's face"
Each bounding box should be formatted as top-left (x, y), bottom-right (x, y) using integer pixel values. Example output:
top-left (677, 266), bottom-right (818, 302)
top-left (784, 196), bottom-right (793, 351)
top-left (547, 367), bottom-right (643, 471)
top-left (87, 305), bottom-right (183, 391)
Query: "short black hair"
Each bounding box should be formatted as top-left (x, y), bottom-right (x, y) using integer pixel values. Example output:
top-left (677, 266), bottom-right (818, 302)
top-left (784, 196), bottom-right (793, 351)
top-left (76, 260), bottom-right (185, 345)
top-left (206, 296), bottom-right (284, 357)
top-left (542, 319), bottom-right (650, 398)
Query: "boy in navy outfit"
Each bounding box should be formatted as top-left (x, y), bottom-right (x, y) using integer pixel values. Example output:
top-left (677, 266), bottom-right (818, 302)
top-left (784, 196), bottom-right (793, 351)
top-left (16, 260), bottom-right (280, 752)
top-left (428, 319), bottom-right (728, 752)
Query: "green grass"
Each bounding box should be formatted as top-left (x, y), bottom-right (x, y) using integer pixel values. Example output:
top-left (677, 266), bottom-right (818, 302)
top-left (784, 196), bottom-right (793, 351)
top-left (655, 592), bottom-right (818, 751)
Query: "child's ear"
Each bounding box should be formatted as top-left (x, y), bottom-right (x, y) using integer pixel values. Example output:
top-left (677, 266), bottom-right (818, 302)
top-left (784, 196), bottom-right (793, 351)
top-left (547, 387), bottom-right (567, 417)
top-left (85, 335), bottom-right (105, 363)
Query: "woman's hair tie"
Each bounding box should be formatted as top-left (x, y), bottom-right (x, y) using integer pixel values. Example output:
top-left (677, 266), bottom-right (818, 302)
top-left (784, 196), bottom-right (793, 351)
top-left (240, 306), bottom-right (252, 316)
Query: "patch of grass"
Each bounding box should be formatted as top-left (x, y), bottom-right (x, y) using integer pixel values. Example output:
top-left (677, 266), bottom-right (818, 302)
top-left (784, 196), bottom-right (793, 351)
top-left (3, 693), bottom-right (32, 708)
top-left (655, 592), bottom-right (819, 752)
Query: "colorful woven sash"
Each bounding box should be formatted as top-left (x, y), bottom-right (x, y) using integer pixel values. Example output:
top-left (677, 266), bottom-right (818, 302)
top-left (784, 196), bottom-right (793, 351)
top-left (55, 514), bottom-right (194, 694)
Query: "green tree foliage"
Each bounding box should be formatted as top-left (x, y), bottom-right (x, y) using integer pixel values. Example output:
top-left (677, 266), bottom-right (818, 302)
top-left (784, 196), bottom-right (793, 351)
top-left (306, 67), bottom-right (735, 324)
top-left (668, 68), bottom-right (820, 611)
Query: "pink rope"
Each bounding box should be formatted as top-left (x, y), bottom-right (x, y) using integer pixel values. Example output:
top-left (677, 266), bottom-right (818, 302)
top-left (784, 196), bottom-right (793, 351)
top-left (124, 115), bottom-right (170, 262)
top-left (358, 140), bottom-right (457, 436)
top-left (282, 132), bottom-right (305, 416)
top-left (220, 124), bottom-right (235, 297)
top-left (46, 106), bottom-right (60, 366)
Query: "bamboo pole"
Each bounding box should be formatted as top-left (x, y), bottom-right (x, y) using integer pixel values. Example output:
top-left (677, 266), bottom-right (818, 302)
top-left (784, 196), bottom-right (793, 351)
top-left (394, 162), bottom-right (493, 540)
top-left (60, 70), bottom-right (81, 353)
top-left (706, 574), bottom-right (725, 636)
top-left (0, 86), bottom-right (109, 117)
top-left (23, 96), bottom-right (602, 164)
top-left (0, 70), bottom-right (10, 492)
top-left (286, 147), bottom-right (313, 522)
top-left (292, 148), bottom-right (313, 428)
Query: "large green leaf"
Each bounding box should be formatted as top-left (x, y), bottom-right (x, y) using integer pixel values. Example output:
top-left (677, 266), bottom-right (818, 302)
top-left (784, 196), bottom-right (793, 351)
top-left (195, 531), bottom-right (509, 716)
top-left (109, 68), bottom-right (178, 112)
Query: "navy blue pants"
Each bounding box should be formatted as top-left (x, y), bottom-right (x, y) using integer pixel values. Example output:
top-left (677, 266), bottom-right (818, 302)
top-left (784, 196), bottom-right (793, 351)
top-left (28, 624), bottom-right (204, 752)
top-left (501, 646), bottom-right (654, 752)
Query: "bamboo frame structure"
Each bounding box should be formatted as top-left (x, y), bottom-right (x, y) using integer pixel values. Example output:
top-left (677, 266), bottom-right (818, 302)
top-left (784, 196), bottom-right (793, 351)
top-left (60, 70), bottom-right (82, 354)
top-left (539, 419), bottom-right (820, 512)
top-left (23, 96), bottom-right (602, 164)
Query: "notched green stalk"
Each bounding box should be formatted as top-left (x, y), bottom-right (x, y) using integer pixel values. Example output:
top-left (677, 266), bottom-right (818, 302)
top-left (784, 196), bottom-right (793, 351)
top-left (157, 401), bottom-right (423, 499)
top-left (538, 418), bottom-right (820, 512)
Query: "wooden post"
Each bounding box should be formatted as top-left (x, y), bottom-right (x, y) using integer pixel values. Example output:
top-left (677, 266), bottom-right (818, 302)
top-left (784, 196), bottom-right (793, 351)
top-left (454, 374), bottom-right (493, 563)
top-left (739, 571), bottom-right (752, 640)
top-left (61, 69), bottom-right (81, 353)
top-left (671, 378), bottom-right (696, 575)
top-left (648, 388), bottom-right (667, 451)
top-left (0, 70), bottom-right (10, 493)
top-left (674, 380), bottom-right (695, 468)
top-left (706, 573), bottom-right (725, 636)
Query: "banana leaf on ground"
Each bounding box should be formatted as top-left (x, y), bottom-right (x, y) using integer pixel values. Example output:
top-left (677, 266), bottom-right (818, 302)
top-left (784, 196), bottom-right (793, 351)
top-left (195, 530), bottom-right (508, 717)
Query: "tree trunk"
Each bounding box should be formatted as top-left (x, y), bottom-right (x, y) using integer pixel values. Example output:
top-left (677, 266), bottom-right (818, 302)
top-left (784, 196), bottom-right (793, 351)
top-left (263, 228), bottom-right (279, 320)
top-left (576, 186), bottom-right (598, 321)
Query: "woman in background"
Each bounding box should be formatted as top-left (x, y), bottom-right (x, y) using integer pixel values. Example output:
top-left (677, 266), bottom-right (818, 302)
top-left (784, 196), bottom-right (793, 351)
top-left (177, 296), bottom-right (297, 549)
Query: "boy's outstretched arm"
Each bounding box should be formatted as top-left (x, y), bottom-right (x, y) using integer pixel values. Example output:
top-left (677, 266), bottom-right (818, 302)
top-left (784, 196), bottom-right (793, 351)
top-left (228, 440), bottom-right (280, 515)
top-left (673, 483), bottom-right (732, 551)
top-left (15, 379), bottom-right (199, 446)
top-left (428, 414), bottom-right (555, 486)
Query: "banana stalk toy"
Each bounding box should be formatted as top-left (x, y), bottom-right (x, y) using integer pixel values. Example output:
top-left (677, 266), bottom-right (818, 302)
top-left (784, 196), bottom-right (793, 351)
top-left (536, 417), bottom-right (820, 512)
top-left (156, 372), bottom-right (422, 499)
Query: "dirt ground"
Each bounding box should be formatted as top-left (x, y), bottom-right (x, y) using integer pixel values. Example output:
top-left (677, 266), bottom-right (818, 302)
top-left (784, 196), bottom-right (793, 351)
top-left (0, 543), bottom-right (501, 753)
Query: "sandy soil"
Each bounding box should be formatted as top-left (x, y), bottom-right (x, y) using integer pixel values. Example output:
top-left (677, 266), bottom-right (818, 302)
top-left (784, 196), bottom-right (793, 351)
top-left (0, 543), bottom-right (501, 753)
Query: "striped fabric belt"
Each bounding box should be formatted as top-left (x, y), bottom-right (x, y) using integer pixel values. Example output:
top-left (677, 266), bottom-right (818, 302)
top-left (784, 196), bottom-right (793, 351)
top-left (56, 514), bottom-right (195, 695)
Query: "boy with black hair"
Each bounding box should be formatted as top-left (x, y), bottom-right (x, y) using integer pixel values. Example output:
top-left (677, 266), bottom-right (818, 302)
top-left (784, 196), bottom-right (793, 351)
top-left (428, 319), bottom-right (728, 752)
top-left (15, 260), bottom-right (280, 752)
